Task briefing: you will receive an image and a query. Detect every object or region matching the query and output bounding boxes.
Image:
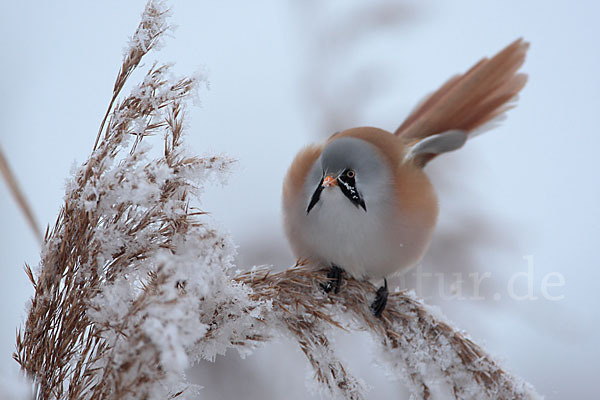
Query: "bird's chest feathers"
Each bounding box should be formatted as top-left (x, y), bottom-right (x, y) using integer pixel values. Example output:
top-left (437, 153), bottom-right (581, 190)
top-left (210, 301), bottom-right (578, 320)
top-left (311, 189), bottom-right (373, 242)
top-left (303, 188), bottom-right (394, 277)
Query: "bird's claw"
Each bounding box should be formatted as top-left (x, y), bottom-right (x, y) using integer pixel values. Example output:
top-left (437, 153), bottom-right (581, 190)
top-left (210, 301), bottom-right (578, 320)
top-left (371, 279), bottom-right (388, 318)
top-left (321, 265), bottom-right (343, 294)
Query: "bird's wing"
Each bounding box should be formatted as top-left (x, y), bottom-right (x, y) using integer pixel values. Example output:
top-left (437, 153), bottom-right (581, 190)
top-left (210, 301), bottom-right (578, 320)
top-left (395, 38), bottom-right (529, 142)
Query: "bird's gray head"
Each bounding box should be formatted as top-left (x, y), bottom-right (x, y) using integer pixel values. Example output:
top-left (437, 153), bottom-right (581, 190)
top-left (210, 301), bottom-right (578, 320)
top-left (306, 137), bottom-right (392, 214)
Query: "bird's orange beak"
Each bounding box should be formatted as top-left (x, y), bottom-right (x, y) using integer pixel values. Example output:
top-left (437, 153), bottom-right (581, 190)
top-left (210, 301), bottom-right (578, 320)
top-left (322, 175), bottom-right (337, 188)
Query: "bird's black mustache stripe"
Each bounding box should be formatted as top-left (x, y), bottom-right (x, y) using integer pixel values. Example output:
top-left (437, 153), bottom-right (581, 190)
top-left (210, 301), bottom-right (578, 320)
top-left (306, 176), bottom-right (324, 214)
top-left (338, 174), bottom-right (367, 212)
top-left (306, 173), bottom-right (366, 214)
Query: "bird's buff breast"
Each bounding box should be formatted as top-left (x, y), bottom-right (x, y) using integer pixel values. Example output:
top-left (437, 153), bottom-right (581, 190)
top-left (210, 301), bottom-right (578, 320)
top-left (286, 186), bottom-right (428, 280)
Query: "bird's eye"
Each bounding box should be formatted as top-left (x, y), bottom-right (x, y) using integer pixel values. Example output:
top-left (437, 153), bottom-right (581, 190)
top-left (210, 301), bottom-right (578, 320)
top-left (345, 169), bottom-right (355, 178)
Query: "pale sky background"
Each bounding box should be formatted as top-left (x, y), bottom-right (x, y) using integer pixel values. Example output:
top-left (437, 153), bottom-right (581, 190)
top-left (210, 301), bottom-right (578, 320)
top-left (1, 1), bottom-right (599, 399)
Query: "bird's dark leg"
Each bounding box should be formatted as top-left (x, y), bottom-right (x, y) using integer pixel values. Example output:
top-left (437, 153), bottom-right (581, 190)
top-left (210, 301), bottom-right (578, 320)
top-left (371, 279), bottom-right (388, 318)
top-left (321, 264), bottom-right (344, 294)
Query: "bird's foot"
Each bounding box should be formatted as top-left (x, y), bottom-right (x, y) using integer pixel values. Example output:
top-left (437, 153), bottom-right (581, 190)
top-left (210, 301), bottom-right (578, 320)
top-left (371, 279), bottom-right (388, 318)
top-left (321, 264), bottom-right (344, 294)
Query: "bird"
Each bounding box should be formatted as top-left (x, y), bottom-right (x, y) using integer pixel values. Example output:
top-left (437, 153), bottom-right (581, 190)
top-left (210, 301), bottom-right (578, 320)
top-left (282, 39), bottom-right (529, 317)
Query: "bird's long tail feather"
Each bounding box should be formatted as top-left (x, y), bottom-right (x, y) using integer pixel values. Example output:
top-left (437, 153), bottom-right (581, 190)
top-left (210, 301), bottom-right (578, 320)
top-left (395, 38), bottom-right (529, 141)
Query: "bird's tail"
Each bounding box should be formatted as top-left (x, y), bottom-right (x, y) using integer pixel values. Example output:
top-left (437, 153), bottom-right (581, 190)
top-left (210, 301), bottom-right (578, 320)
top-left (395, 38), bottom-right (529, 141)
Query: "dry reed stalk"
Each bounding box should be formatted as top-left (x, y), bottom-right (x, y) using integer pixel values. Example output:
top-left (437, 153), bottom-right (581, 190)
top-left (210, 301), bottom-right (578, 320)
top-left (13, 1), bottom-right (541, 399)
top-left (0, 144), bottom-right (43, 243)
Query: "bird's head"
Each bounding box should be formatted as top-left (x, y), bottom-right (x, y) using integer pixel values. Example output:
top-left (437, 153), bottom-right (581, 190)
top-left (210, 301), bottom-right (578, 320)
top-left (305, 131), bottom-right (395, 215)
